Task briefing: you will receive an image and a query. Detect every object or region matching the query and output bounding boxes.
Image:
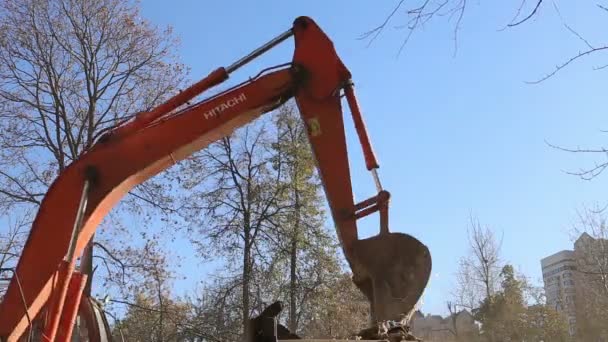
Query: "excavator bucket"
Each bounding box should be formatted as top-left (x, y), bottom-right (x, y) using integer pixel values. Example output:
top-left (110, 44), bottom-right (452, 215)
top-left (350, 231), bottom-right (432, 323)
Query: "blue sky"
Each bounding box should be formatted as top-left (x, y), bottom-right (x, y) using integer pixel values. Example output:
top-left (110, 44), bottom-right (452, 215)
top-left (135, 0), bottom-right (608, 315)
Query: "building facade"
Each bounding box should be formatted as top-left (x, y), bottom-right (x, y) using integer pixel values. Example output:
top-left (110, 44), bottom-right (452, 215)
top-left (540, 249), bottom-right (578, 336)
top-left (541, 232), bottom-right (608, 339)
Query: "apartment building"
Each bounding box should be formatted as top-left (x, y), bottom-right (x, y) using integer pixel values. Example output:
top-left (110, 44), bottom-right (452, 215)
top-left (541, 231), bottom-right (608, 339)
top-left (540, 249), bottom-right (577, 336)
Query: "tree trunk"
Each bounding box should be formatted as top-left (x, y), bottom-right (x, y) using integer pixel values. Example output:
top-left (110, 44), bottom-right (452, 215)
top-left (289, 180), bottom-right (301, 333)
top-left (243, 219), bottom-right (252, 338)
top-left (157, 276), bottom-right (164, 342)
top-left (289, 238), bottom-right (297, 332)
top-left (485, 276), bottom-right (491, 303)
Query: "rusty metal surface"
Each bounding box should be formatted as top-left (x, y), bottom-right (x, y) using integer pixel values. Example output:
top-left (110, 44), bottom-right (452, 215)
top-left (350, 232), bottom-right (432, 323)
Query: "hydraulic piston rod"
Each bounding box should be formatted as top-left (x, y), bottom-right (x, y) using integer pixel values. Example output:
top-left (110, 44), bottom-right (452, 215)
top-left (227, 29), bottom-right (294, 73)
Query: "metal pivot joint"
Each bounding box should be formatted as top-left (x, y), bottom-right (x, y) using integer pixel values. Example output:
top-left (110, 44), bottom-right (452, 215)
top-left (354, 190), bottom-right (391, 235)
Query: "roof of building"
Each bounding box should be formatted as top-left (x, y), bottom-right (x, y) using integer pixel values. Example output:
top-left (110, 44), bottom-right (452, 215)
top-left (541, 249), bottom-right (575, 268)
top-left (412, 308), bottom-right (475, 325)
top-left (574, 232), bottom-right (595, 247)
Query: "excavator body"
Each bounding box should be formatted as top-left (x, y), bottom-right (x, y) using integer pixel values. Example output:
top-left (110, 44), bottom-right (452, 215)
top-left (0, 16), bottom-right (431, 341)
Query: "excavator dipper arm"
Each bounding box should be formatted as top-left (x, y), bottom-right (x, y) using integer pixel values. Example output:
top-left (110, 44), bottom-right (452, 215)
top-left (0, 17), bottom-right (431, 342)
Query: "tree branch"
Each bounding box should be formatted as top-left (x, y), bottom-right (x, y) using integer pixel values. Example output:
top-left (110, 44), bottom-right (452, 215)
top-left (508, 0), bottom-right (543, 27)
top-left (527, 46), bottom-right (608, 84)
top-left (546, 139), bottom-right (608, 180)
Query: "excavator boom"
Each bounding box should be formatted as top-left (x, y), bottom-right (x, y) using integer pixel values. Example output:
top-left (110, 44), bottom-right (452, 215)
top-left (0, 16), bottom-right (431, 341)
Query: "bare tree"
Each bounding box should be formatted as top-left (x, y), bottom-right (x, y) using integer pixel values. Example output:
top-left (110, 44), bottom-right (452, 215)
top-left (363, 2), bottom-right (608, 182)
top-left (572, 206), bottom-right (608, 294)
top-left (0, 0), bottom-right (186, 209)
top-left (362, 0), bottom-right (607, 83)
top-left (570, 205), bottom-right (608, 338)
top-left (360, 0), bottom-right (468, 56)
top-left (266, 103), bottom-right (337, 334)
top-left (453, 215), bottom-right (503, 311)
top-left (523, 2), bottom-right (608, 84)
top-left (0, 212), bottom-right (31, 272)
top-left (0, 212), bottom-right (31, 300)
top-left (109, 292), bottom-right (193, 342)
top-left (524, 3), bottom-right (608, 180)
top-left (446, 301), bottom-right (461, 338)
top-left (186, 276), bottom-right (247, 341)
top-left (545, 139), bottom-right (608, 182)
top-left (178, 116), bottom-right (289, 337)
top-left (0, 0), bottom-right (186, 305)
top-left (92, 236), bottom-right (196, 342)
top-left (299, 272), bottom-right (370, 339)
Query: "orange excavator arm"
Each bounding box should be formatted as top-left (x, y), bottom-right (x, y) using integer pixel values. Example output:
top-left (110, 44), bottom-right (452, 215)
top-left (0, 16), bottom-right (431, 342)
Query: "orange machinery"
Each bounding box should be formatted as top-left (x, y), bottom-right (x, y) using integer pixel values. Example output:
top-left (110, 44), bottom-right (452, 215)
top-left (0, 16), bottom-right (432, 341)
